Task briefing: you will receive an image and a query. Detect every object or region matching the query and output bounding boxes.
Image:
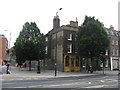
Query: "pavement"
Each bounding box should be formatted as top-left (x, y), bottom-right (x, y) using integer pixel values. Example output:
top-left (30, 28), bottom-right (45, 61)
top-left (1, 65), bottom-right (119, 79)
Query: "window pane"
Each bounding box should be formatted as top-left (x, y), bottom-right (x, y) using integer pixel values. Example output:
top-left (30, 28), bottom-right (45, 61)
top-left (67, 44), bottom-right (72, 53)
top-left (68, 33), bottom-right (72, 41)
top-left (76, 56), bottom-right (79, 66)
top-left (65, 56), bottom-right (69, 66)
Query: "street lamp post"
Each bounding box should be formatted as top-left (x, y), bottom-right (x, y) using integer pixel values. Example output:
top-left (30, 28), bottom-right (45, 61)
top-left (37, 40), bottom-right (41, 74)
top-left (55, 8), bottom-right (62, 76)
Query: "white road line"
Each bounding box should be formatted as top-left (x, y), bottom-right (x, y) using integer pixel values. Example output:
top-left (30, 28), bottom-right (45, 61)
top-left (88, 82), bottom-right (92, 84)
top-left (5, 86), bottom-right (27, 88)
top-left (85, 85), bottom-right (108, 88)
top-left (100, 80), bottom-right (105, 83)
top-left (2, 79), bottom-right (24, 81)
top-left (27, 85), bottom-right (42, 88)
top-left (69, 80), bottom-right (74, 81)
top-left (43, 82), bottom-right (88, 87)
top-left (44, 84), bottom-right (60, 87)
top-left (105, 79), bottom-right (118, 82)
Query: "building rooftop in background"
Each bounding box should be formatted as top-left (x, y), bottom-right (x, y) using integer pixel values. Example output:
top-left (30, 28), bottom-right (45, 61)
top-left (0, 34), bottom-right (5, 37)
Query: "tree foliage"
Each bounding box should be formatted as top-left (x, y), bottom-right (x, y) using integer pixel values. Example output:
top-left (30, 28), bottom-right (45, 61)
top-left (76, 16), bottom-right (110, 69)
top-left (14, 22), bottom-right (45, 66)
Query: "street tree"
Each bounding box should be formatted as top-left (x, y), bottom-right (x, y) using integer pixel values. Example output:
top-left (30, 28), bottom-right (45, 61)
top-left (14, 22), bottom-right (45, 72)
top-left (14, 37), bottom-right (26, 66)
top-left (37, 33), bottom-right (46, 73)
top-left (76, 16), bottom-right (109, 71)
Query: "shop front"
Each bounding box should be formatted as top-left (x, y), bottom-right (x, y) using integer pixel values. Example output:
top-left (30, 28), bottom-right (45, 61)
top-left (64, 54), bottom-right (80, 72)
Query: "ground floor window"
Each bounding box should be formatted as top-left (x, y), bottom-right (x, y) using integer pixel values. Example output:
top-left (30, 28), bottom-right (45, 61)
top-left (76, 56), bottom-right (79, 67)
top-left (65, 56), bottom-right (69, 66)
top-left (64, 54), bottom-right (80, 72)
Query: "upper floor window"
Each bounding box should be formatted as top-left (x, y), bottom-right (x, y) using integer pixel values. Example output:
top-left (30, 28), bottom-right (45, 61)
top-left (114, 49), bottom-right (119, 56)
top-left (115, 40), bottom-right (118, 45)
top-left (112, 39), bottom-right (114, 45)
top-left (110, 31), bottom-right (114, 36)
top-left (105, 50), bottom-right (108, 55)
top-left (115, 32), bottom-right (118, 36)
top-left (67, 44), bottom-right (72, 53)
top-left (46, 37), bottom-right (48, 41)
top-left (68, 33), bottom-right (72, 41)
top-left (117, 50), bottom-right (119, 56)
top-left (112, 49), bottom-right (115, 56)
top-left (45, 46), bottom-right (48, 54)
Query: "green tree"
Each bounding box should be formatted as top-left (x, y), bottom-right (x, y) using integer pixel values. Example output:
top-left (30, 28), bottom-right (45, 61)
top-left (14, 37), bottom-right (26, 66)
top-left (14, 22), bottom-right (45, 72)
top-left (37, 33), bottom-right (46, 73)
top-left (76, 16), bottom-right (109, 71)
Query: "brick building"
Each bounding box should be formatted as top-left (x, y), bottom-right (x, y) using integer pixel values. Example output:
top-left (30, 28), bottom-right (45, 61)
top-left (0, 34), bottom-right (8, 65)
top-left (45, 15), bottom-right (119, 72)
top-left (105, 26), bottom-right (119, 70)
top-left (45, 15), bottom-right (80, 72)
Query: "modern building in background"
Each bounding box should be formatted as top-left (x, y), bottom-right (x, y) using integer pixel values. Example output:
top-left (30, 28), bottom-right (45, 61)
top-left (0, 34), bottom-right (8, 65)
top-left (45, 15), bottom-right (80, 72)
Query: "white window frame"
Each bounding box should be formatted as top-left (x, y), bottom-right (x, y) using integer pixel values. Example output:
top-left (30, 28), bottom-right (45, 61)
top-left (117, 49), bottom-right (119, 56)
top-left (112, 39), bottom-right (114, 45)
top-left (68, 44), bottom-right (72, 53)
top-left (45, 46), bottom-right (48, 54)
top-left (46, 37), bottom-right (48, 41)
top-left (116, 40), bottom-right (118, 45)
top-left (105, 59), bottom-right (108, 67)
top-left (68, 33), bottom-right (72, 41)
top-left (105, 50), bottom-right (108, 55)
top-left (112, 49), bottom-right (115, 56)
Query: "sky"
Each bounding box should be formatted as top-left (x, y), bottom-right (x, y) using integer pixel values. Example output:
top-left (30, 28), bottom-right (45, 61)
top-left (0, 0), bottom-right (119, 48)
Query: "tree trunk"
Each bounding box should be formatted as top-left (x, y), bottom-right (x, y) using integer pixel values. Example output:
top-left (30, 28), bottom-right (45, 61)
top-left (86, 58), bottom-right (89, 71)
top-left (90, 56), bottom-right (93, 73)
top-left (37, 60), bottom-right (40, 74)
top-left (43, 59), bottom-right (45, 66)
top-left (29, 61), bottom-right (31, 71)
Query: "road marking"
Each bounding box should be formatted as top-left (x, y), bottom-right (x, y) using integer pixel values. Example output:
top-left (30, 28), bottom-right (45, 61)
top-left (105, 79), bottom-right (118, 82)
top-left (88, 82), bottom-right (92, 84)
top-left (44, 84), bottom-right (60, 87)
top-left (44, 82), bottom-right (87, 87)
top-left (13, 87), bottom-right (27, 88)
top-left (69, 80), bottom-right (74, 81)
top-left (27, 85), bottom-right (42, 88)
top-left (4, 86), bottom-right (27, 88)
top-left (85, 85), bottom-right (108, 88)
top-left (100, 80), bottom-right (104, 83)
top-left (107, 79), bottom-right (118, 82)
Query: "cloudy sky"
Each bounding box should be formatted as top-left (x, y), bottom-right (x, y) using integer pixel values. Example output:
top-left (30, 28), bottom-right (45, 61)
top-left (0, 0), bottom-right (119, 48)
